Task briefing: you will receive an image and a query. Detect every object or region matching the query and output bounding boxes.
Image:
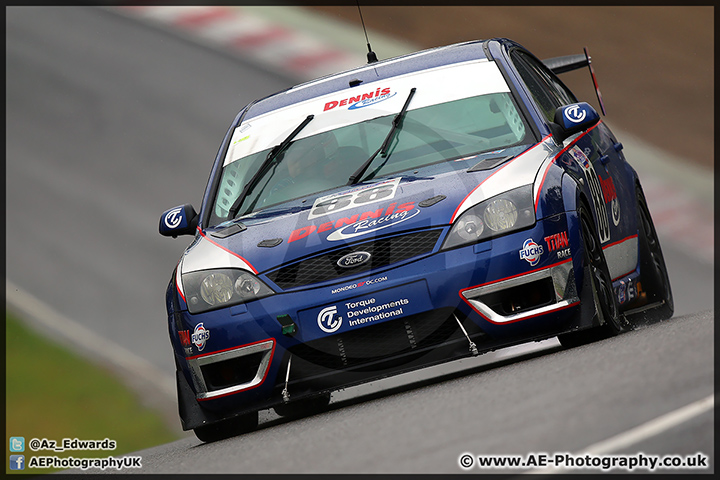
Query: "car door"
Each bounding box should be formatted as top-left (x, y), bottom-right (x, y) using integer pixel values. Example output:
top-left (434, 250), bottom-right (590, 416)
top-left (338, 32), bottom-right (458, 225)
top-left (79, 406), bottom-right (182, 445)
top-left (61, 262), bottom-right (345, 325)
top-left (509, 49), bottom-right (634, 248)
top-left (508, 48), bottom-right (639, 283)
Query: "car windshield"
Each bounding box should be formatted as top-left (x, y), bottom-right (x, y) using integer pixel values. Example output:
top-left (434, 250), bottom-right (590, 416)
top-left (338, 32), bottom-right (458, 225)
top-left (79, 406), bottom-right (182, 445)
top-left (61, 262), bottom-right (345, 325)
top-left (210, 62), bottom-right (534, 226)
top-left (211, 92), bottom-right (532, 224)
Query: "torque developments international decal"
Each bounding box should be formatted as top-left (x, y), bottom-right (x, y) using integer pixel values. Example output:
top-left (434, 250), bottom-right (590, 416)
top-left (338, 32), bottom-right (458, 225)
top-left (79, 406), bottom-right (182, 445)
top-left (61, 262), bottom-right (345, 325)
top-left (164, 207), bottom-right (184, 229)
top-left (323, 87), bottom-right (395, 111)
top-left (519, 238), bottom-right (544, 266)
top-left (290, 200), bottom-right (417, 243)
top-left (345, 297), bottom-right (409, 327)
top-left (563, 104), bottom-right (587, 124)
top-left (317, 305), bottom-right (342, 333)
top-left (191, 323), bottom-right (210, 351)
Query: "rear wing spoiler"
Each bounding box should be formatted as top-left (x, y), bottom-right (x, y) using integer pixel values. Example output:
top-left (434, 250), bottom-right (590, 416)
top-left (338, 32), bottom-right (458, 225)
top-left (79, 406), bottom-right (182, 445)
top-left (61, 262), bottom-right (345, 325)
top-left (543, 47), bottom-right (606, 116)
top-left (543, 54), bottom-right (588, 74)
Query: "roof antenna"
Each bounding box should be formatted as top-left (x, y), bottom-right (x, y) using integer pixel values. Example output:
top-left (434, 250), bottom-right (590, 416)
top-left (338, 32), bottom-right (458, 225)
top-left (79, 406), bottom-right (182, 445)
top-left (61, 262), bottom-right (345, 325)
top-left (356, 1), bottom-right (378, 64)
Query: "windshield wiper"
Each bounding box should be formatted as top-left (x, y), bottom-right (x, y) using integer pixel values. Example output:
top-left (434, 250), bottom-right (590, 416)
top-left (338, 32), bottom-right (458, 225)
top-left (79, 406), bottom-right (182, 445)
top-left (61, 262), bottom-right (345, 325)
top-left (347, 87), bottom-right (416, 185)
top-left (228, 114), bottom-right (314, 219)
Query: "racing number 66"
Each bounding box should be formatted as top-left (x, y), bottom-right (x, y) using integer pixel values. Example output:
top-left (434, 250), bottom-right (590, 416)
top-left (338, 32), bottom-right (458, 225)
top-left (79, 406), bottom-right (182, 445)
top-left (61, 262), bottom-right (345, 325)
top-left (311, 184), bottom-right (395, 217)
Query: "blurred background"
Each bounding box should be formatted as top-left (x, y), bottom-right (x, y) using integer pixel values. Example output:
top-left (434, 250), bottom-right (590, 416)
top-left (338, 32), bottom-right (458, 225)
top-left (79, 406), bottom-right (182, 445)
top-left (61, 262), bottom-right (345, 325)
top-left (309, 5), bottom-right (713, 170)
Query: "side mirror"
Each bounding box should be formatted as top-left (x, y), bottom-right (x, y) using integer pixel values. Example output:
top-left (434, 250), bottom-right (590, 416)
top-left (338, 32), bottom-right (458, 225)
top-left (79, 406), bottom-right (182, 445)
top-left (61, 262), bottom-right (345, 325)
top-left (550, 102), bottom-right (601, 143)
top-left (159, 204), bottom-right (198, 238)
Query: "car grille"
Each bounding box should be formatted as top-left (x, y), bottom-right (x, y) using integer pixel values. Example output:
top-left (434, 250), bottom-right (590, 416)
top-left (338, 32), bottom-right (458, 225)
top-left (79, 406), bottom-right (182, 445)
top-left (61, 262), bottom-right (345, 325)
top-left (265, 229), bottom-right (443, 290)
top-left (285, 309), bottom-right (485, 379)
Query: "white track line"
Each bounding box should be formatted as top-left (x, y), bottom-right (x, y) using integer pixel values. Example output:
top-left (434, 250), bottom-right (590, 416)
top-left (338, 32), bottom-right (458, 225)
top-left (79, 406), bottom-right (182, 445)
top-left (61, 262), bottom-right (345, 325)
top-left (526, 393), bottom-right (715, 473)
top-left (6, 280), bottom-right (176, 401)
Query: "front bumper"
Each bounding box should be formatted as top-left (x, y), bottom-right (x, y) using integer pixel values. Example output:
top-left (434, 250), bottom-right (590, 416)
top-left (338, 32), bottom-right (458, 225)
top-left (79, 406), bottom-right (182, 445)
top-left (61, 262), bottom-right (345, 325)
top-left (170, 211), bottom-right (585, 425)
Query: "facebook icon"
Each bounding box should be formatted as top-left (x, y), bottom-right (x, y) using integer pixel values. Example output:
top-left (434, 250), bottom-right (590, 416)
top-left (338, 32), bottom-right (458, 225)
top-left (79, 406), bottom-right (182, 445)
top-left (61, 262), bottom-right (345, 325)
top-left (10, 455), bottom-right (25, 470)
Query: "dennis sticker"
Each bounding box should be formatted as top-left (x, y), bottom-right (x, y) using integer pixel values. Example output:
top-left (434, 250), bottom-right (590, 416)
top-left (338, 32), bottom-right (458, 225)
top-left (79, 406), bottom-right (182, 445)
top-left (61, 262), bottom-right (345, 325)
top-left (323, 87), bottom-right (395, 111)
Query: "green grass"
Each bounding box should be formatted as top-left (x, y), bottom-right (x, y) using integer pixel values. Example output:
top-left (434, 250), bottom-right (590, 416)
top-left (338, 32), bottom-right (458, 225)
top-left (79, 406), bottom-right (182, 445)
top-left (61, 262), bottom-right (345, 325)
top-left (6, 312), bottom-right (180, 474)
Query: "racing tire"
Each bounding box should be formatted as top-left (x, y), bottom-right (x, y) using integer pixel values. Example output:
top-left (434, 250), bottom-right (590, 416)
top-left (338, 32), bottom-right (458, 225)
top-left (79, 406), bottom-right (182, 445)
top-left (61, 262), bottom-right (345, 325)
top-left (629, 183), bottom-right (674, 323)
top-left (193, 411), bottom-right (258, 443)
top-left (558, 204), bottom-right (623, 347)
top-left (273, 392), bottom-right (331, 418)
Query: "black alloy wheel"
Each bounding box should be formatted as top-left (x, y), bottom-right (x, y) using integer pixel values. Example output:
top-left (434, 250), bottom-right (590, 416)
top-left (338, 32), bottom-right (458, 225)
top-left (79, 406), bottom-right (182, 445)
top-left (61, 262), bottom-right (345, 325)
top-left (631, 183), bottom-right (674, 322)
top-left (559, 203), bottom-right (623, 347)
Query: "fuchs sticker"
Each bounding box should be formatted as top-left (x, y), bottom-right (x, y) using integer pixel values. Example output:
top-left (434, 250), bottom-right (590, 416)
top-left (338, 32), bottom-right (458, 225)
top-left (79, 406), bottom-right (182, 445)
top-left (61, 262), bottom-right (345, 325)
top-left (308, 177), bottom-right (401, 220)
top-left (192, 323), bottom-right (210, 351)
top-left (569, 146), bottom-right (610, 243)
top-left (519, 238), bottom-right (544, 266)
top-left (317, 306), bottom-right (342, 333)
top-left (323, 87), bottom-right (394, 111)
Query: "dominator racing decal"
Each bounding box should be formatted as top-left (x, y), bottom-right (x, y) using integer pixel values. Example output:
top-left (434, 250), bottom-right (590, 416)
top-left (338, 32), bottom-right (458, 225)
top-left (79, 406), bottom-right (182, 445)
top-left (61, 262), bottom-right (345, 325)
top-left (289, 198), bottom-right (418, 243)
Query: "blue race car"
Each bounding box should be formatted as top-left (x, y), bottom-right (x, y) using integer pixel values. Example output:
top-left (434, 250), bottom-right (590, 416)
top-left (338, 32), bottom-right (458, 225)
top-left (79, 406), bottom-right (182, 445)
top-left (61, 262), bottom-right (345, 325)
top-left (159, 38), bottom-right (673, 442)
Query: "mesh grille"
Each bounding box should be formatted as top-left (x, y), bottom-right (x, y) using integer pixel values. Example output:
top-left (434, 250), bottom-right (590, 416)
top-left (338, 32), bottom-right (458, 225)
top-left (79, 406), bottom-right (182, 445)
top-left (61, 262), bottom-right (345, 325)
top-left (266, 229), bottom-right (442, 290)
top-left (287, 309), bottom-right (485, 376)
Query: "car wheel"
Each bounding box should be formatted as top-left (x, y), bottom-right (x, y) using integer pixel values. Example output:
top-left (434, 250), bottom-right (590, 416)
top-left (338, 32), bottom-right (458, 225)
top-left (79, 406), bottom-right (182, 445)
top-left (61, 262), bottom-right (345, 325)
top-left (631, 183), bottom-right (674, 322)
top-left (274, 392), bottom-right (331, 418)
top-left (559, 204), bottom-right (623, 347)
top-left (193, 411), bottom-right (258, 443)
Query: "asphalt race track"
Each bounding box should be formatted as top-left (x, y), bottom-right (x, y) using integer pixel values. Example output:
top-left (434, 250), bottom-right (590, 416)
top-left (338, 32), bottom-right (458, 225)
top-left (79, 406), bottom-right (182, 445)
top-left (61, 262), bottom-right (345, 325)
top-left (6, 7), bottom-right (714, 474)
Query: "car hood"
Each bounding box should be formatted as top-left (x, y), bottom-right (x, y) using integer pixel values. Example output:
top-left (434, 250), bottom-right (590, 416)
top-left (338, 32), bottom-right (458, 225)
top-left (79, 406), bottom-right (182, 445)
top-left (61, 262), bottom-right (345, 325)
top-left (180, 138), bottom-right (555, 277)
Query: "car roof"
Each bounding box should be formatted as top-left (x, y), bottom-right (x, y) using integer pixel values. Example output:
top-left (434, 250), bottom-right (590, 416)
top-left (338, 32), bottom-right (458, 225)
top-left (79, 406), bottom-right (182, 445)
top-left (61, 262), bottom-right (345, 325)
top-left (240, 39), bottom-right (503, 122)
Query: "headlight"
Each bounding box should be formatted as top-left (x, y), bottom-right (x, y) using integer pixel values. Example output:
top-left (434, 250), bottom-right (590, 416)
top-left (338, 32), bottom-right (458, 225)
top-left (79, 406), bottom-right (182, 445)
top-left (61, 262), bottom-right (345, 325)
top-left (442, 185), bottom-right (535, 250)
top-left (182, 269), bottom-right (274, 314)
top-left (200, 272), bottom-right (234, 306)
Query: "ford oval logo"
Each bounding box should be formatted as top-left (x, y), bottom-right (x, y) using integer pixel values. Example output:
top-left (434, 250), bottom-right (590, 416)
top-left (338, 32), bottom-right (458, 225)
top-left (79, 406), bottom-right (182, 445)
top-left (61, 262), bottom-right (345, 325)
top-left (337, 251), bottom-right (372, 269)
